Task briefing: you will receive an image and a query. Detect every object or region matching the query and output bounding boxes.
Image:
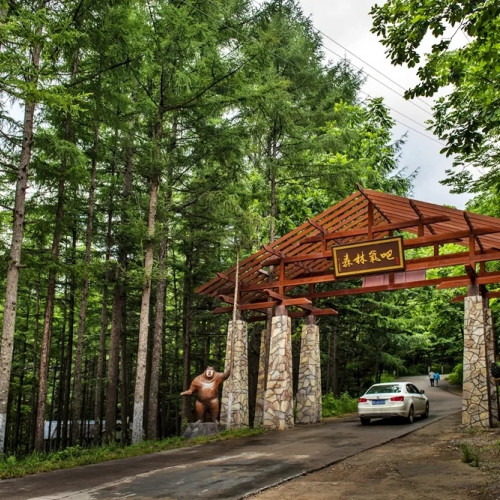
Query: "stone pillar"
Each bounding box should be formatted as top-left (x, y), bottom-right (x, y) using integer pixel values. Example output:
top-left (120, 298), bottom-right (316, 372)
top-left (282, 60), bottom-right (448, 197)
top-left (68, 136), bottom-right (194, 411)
top-left (253, 329), bottom-right (268, 427)
top-left (463, 295), bottom-right (492, 428)
top-left (220, 320), bottom-right (249, 429)
top-left (263, 314), bottom-right (294, 430)
top-left (484, 307), bottom-right (500, 425)
top-left (296, 316), bottom-right (322, 424)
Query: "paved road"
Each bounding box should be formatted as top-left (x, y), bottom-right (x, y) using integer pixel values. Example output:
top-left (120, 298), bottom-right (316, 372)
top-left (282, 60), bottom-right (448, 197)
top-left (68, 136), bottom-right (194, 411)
top-left (0, 376), bottom-right (461, 500)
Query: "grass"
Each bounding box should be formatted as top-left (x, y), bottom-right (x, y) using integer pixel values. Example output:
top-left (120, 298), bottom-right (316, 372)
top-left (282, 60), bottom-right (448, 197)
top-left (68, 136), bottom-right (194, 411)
top-left (0, 427), bottom-right (263, 480)
top-left (460, 442), bottom-right (480, 467)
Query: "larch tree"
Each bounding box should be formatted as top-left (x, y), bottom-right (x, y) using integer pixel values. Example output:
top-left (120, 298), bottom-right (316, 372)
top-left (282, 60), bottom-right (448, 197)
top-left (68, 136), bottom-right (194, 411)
top-left (0, 0), bottom-right (82, 455)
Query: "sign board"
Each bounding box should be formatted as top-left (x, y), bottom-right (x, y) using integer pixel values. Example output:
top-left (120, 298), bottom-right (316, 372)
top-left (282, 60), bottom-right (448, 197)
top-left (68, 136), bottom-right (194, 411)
top-left (332, 237), bottom-right (405, 278)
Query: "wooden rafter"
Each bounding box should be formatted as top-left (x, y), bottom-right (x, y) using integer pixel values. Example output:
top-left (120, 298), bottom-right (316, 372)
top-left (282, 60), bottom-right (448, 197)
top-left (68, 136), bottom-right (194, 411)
top-left (464, 212), bottom-right (485, 253)
top-left (410, 199), bottom-right (436, 236)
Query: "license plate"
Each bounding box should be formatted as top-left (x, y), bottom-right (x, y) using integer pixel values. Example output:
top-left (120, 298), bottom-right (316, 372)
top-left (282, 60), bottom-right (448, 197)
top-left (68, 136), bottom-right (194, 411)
top-left (372, 400), bottom-right (385, 405)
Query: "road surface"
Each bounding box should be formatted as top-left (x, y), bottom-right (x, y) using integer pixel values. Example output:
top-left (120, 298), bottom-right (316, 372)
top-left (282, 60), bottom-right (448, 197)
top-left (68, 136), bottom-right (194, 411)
top-left (0, 376), bottom-right (461, 499)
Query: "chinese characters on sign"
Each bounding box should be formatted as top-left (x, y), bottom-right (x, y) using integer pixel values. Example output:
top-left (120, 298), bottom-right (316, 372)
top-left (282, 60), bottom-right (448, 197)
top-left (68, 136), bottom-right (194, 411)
top-left (332, 237), bottom-right (405, 278)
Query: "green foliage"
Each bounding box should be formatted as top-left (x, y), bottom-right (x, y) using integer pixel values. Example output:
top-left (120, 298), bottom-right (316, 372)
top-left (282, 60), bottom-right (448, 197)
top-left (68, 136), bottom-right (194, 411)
top-left (322, 393), bottom-right (358, 418)
top-left (370, 0), bottom-right (500, 189)
top-left (447, 363), bottom-right (463, 386)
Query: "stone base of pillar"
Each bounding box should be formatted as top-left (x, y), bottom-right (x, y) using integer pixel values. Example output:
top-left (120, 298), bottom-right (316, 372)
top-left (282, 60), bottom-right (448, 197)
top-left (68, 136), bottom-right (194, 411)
top-left (462, 296), bottom-right (494, 428)
top-left (296, 321), bottom-right (322, 424)
top-left (220, 320), bottom-right (249, 429)
top-left (263, 315), bottom-right (294, 430)
top-left (254, 329), bottom-right (268, 427)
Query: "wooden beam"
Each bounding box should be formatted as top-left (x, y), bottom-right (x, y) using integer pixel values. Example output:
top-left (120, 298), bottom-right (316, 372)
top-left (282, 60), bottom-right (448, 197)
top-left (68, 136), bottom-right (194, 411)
top-left (404, 227), bottom-right (500, 249)
top-left (307, 217), bottom-right (327, 234)
top-left (477, 272), bottom-right (500, 285)
top-left (464, 212), bottom-right (485, 253)
top-left (301, 216), bottom-right (450, 244)
top-left (239, 249), bottom-right (500, 296)
top-left (452, 290), bottom-right (500, 303)
top-left (410, 199), bottom-right (436, 236)
top-left (212, 306), bottom-right (233, 314)
top-left (437, 271), bottom-right (500, 289)
top-left (264, 289), bottom-right (284, 301)
top-left (217, 272), bottom-right (234, 282)
top-left (436, 277), bottom-right (472, 290)
top-left (262, 243), bottom-right (284, 259)
top-left (217, 294), bottom-right (234, 304)
top-left (357, 184), bottom-right (392, 224)
top-left (465, 265), bottom-right (477, 283)
top-left (239, 300), bottom-right (279, 311)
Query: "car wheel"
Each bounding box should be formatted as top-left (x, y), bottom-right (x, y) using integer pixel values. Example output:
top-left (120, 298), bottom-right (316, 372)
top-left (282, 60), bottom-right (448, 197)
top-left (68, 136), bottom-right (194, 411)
top-left (360, 417), bottom-right (370, 426)
top-left (406, 405), bottom-right (414, 424)
top-left (422, 402), bottom-right (429, 419)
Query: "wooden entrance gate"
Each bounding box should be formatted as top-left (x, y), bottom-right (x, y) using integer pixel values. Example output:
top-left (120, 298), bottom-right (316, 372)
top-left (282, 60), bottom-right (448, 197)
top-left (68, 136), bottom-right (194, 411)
top-left (197, 188), bottom-right (500, 429)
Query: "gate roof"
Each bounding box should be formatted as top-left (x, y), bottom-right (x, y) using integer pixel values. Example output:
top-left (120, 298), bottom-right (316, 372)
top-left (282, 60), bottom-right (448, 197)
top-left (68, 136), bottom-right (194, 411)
top-left (196, 188), bottom-right (500, 319)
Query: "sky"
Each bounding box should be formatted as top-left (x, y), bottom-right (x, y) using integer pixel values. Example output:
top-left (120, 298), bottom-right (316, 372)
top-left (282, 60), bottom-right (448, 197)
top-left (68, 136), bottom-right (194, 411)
top-left (297, 0), bottom-right (472, 210)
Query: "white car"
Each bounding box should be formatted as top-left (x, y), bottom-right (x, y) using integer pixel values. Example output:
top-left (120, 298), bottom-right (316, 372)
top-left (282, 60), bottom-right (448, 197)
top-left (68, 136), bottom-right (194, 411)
top-left (358, 382), bottom-right (429, 425)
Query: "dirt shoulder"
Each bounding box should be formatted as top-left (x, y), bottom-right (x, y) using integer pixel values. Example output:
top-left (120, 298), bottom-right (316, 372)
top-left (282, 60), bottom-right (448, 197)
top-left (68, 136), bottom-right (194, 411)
top-left (253, 411), bottom-right (500, 500)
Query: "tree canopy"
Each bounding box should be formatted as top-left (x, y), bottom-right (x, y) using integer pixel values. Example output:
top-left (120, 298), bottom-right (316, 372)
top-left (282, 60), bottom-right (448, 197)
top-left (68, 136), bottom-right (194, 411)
top-left (371, 0), bottom-right (500, 189)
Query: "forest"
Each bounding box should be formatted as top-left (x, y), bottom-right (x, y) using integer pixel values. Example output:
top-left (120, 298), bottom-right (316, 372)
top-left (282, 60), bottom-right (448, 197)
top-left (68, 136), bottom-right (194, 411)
top-left (1, 0), bottom-right (499, 457)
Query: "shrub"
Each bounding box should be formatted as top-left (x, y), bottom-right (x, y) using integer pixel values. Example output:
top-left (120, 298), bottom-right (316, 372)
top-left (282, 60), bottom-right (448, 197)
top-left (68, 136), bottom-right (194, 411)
top-left (446, 363), bottom-right (463, 386)
top-left (322, 393), bottom-right (358, 418)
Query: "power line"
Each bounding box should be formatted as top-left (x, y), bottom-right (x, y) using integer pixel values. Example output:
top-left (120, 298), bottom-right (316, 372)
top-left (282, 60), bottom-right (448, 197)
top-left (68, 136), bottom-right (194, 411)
top-left (318, 30), bottom-right (433, 111)
top-left (322, 42), bottom-right (433, 116)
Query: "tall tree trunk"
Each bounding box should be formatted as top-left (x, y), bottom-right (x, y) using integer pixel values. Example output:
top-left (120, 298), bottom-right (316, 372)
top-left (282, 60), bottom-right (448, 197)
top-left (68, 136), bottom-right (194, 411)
top-left (62, 229), bottom-right (77, 448)
top-left (146, 116), bottom-right (176, 440)
top-left (104, 129), bottom-right (133, 443)
top-left (132, 177), bottom-right (159, 443)
top-left (181, 242), bottom-right (194, 423)
top-left (71, 97), bottom-right (99, 445)
top-left (93, 166), bottom-right (114, 445)
top-left (119, 317), bottom-right (130, 445)
top-left (0, 39), bottom-right (41, 455)
top-left (29, 272), bottom-right (42, 452)
top-left (146, 237), bottom-right (167, 440)
top-left (34, 37), bottom-right (81, 450)
top-left (34, 166), bottom-right (67, 452)
top-left (257, 126), bottom-right (279, 426)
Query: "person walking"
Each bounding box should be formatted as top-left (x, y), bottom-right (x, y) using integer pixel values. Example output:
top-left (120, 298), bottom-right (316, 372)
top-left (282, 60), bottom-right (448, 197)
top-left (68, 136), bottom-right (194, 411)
top-left (429, 371), bottom-right (435, 386)
top-left (433, 371), bottom-right (440, 386)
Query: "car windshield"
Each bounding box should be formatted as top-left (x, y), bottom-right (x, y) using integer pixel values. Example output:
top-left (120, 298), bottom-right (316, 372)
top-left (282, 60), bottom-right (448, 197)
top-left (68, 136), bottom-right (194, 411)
top-left (366, 384), bottom-right (401, 395)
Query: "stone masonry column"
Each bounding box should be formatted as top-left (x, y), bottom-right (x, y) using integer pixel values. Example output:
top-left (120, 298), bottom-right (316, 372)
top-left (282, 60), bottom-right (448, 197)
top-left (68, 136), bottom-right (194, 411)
top-left (253, 329), bottom-right (268, 427)
top-left (263, 313), bottom-right (294, 430)
top-left (296, 316), bottom-right (322, 424)
top-left (463, 295), bottom-right (492, 428)
top-left (220, 320), bottom-right (249, 429)
top-left (484, 307), bottom-right (500, 425)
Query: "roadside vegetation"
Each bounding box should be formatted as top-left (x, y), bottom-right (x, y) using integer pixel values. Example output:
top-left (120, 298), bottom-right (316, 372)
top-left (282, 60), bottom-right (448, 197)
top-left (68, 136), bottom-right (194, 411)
top-left (0, 427), bottom-right (263, 480)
